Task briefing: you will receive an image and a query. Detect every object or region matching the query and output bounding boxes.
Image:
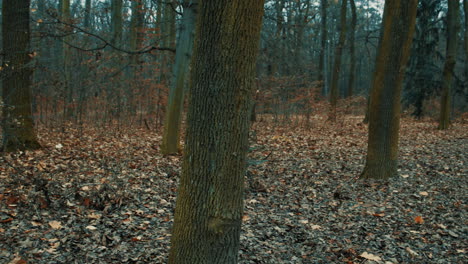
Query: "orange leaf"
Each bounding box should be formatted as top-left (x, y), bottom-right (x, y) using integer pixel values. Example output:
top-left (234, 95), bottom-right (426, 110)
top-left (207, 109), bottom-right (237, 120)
top-left (82, 198), bottom-right (91, 207)
top-left (414, 216), bottom-right (424, 224)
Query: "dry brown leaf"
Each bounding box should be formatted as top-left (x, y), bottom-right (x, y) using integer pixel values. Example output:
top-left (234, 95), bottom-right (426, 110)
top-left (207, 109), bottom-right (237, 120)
top-left (49, 221), bottom-right (62, 229)
top-left (360, 252), bottom-right (381, 261)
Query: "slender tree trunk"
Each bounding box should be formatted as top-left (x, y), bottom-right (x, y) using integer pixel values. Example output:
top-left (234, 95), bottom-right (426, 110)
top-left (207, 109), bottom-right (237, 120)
top-left (62, 0), bottom-right (73, 119)
top-left (130, 0), bottom-right (145, 74)
top-left (161, 0), bottom-right (198, 155)
top-left (2, 0), bottom-right (41, 152)
top-left (168, 0), bottom-right (265, 262)
top-left (347, 0), bottom-right (357, 97)
top-left (271, 0), bottom-right (285, 76)
top-left (319, 0), bottom-right (328, 96)
top-left (464, 0), bottom-right (468, 100)
top-left (360, 0), bottom-right (418, 180)
top-left (329, 0), bottom-right (347, 121)
top-left (439, 0), bottom-right (460, 130)
top-left (111, 0), bottom-right (123, 46)
top-left (463, 0), bottom-right (468, 94)
top-left (84, 0), bottom-right (92, 29)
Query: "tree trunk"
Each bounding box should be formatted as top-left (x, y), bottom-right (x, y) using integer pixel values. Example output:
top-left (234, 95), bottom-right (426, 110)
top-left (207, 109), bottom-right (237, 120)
top-left (465, 0), bottom-right (468, 98)
top-left (439, 0), bottom-right (460, 129)
top-left (62, 0), bottom-right (73, 119)
top-left (329, 0), bottom-right (347, 121)
top-left (347, 0), bottom-right (357, 97)
top-left (1, 0), bottom-right (41, 152)
top-left (161, 0), bottom-right (198, 155)
top-left (318, 0), bottom-right (328, 95)
top-left (168, 0), bottom-right (265, 262)
top-left (111, 0), bottom-right (123, 46)
top-left (360, 0), bottom-right (418, 180)
top-left (464, 0), bottom-right (468, 98)
top-left (271, 0), bottom-right (285, 76)
top-left (84, 0), bottom-right (92, 29)
top-left (130, 0), bottom-right (145, 73)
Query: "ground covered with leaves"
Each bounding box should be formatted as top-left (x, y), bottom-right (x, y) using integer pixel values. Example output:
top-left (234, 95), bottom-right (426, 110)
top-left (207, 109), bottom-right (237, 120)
top-left (0, 116), bottom-right (466, 263)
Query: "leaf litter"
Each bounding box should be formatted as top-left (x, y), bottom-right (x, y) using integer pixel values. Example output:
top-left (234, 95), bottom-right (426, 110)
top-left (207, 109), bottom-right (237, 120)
top-left (0, 117), bottom-right (466, 263)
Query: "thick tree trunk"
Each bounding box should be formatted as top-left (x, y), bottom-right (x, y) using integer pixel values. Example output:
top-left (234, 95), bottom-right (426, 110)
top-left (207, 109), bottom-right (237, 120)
top-left (329, 0), bottom-right (347, 121)
top-left (347, 0), bottom-right (357, 97)
top-left (439, 0), bottom-right (460, 129)
top-left (318, 0), bottom-right (328, 95)
top-left (161, 1), bottom-right (198, 155)
top-left (168, 0), bottom-right (265, 263)
top-left (2, 0), bottom-right (41, 152)
top-left (360, 0), bottom-right (418, 180)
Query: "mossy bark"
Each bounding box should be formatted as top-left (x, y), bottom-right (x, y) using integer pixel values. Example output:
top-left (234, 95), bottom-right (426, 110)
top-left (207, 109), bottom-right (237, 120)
top-left (168, 0), bottom-right (265, 263)
top-left (1, 0), bottom-right (40, 152)
top-left (438, 0), bottom-right (460, 130)
top-left (360, 0), bottom-right (418, 180)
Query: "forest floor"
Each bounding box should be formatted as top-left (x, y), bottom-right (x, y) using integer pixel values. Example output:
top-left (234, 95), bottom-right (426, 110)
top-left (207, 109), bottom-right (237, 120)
top-left (0, 116), bottom-right (467, 264)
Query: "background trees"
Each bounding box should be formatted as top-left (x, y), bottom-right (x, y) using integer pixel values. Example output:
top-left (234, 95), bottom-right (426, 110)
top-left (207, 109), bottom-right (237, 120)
top-left (0, 0), bottom-right (463, 135)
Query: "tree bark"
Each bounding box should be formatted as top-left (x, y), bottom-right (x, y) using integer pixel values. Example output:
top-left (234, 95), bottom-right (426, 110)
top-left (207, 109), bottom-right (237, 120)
top-left (347, 0), bottom-right (357, 97)
top-left (168, 0), bottom-right (265, 263)
top-left (360, 0), bottom-right (418, 180)
top-left (329, 0), bottom-right (347, 121)
top-left (1, 0), bottom-right (41, 152)
top-left (161, 0), bottom-right (198, 155)
top-left (439, 0), bottom-right (460, 129)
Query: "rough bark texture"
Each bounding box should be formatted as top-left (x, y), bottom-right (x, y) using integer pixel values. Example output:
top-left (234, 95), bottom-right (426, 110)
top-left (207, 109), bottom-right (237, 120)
top-left (360, 0), bottom-right (418, 180)
top-left (1, 0), bottom-right (41, 152)
top-left (329, 0), bottom-right (347, 121)
top-left (318, 0), bottom-right (328, 95)
top-left (161, 1), bottom-right (198, 155)
top-left (168, 0), bottom-right (265, 263)
top-left (347, 0), bottom-right (357, 97)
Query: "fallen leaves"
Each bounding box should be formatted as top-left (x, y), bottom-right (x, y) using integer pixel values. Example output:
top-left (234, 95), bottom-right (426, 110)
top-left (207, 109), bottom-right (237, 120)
top-left (0, 118), bottom-right (466, 263)
top-left (414, 216), bottom-right (424, 224)
top-left (48, 221), bottom-right (62, 229)
top-left (360, 252), bottom-right (382, 261)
